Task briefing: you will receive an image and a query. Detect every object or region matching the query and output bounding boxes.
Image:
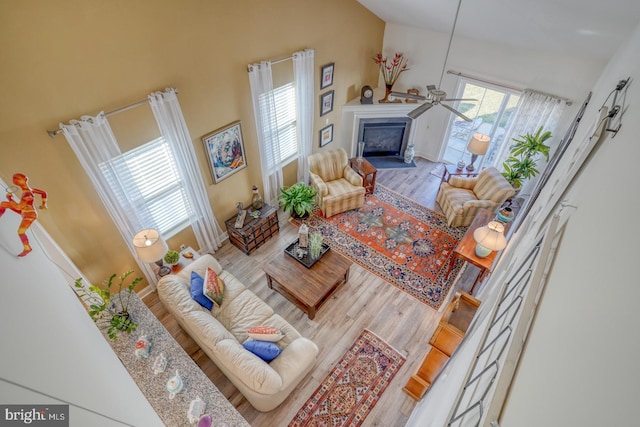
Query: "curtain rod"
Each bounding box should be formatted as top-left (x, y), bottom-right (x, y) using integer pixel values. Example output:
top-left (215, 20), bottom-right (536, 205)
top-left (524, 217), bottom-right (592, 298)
top-left (447, 70), bottom-right (572, 106)
top-left (46, 88), bottom-right (179, 138)
top-left (247, 55), bottom-right (292, 72)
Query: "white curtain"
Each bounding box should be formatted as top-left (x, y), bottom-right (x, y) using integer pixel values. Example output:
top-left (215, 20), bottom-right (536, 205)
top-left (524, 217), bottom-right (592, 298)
top-left (492, 90), bottom-right (566, 194)
top-left (248, 61), bottom-right (283, 206)
top-left (148, 88), bottom-right (223, 254)
top-left (60, 113), bottom-right (158, 285)
top-left (293, 49), bottom-right (315, 184)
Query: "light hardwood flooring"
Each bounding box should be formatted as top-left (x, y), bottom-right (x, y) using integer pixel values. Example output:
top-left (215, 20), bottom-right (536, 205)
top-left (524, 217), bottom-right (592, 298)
top-left (143, 157), bottom-right (479, 427)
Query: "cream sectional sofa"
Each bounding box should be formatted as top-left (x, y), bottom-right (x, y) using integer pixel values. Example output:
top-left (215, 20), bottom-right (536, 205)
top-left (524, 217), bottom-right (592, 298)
top-left (156, 254), bottom-right (319, 412)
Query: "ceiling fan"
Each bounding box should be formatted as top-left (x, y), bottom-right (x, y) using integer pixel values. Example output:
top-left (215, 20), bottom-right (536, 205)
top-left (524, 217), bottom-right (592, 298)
top-left (390, 0), bottom-right (476, 121)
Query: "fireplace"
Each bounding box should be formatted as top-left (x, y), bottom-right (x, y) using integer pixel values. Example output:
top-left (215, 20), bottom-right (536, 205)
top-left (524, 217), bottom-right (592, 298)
top-left (357, 117), bottom-right (412, 157)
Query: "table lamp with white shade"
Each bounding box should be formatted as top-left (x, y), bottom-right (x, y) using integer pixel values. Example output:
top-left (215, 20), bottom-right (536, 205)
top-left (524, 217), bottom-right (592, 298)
top-left (133, 228), bottom-right (171, 276)
top-left (472, 221), bottom-right (507, 258)
top-left (466, 133), bottom-right (491, 171)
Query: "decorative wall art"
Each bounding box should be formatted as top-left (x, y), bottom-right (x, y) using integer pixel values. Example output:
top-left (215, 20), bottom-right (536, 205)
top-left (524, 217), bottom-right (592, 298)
top-left (320, 63), bottom-right (334, 89)
top-left (320, 90), bottom-right (334, 116)
top-left (202, 121), bottom-right (247, 183)
top-left (0, 173), bottom-right (47, 257)
top-left (319, 124), bottom-right (334, 147)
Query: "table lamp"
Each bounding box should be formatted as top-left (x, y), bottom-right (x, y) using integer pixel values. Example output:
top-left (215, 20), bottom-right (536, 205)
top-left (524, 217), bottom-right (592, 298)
top-left (133, 228), bottom-right (170, 276)
top-left (472, 221), bottom-right (507, 258)
top-left (466, 133), bottom-right (490, 171)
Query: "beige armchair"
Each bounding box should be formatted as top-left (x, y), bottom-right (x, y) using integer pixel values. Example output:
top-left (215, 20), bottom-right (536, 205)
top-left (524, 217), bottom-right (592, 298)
top-left (436, 166), bottom-right (515, 227)
top-left (308, 148), bottom-right (365, 217)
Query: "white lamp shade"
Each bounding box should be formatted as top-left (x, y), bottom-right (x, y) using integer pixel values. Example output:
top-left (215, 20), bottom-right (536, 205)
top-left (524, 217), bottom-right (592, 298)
top-left (473, 221), bottom-right (507, 251)
top-left (467, 133), bottom-right (491, 155)
top-left (132, 228), bottom-right (168, 263)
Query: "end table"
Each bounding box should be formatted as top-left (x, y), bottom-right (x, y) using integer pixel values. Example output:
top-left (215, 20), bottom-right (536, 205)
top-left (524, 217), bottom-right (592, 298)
top-left (349, 158), bottom-right (377, 195)
top-left (440, 164), bottom-right (479, 186)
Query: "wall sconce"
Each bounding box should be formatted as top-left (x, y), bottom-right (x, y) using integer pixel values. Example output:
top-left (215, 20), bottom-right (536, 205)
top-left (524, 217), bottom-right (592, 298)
top-left (466, 133), bottom-right (490, 171)
top-left (133, 228), bottom-right (170, 276)
top-left (473, 221), bottom-right (507, 258)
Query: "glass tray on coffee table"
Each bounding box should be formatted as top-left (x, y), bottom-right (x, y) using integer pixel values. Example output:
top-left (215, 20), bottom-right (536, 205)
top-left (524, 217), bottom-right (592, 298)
top-left (284, 239), bottom-right (330, 268)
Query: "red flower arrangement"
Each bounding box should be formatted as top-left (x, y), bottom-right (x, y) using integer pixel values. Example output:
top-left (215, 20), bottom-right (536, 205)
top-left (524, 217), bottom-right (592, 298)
top-left (373, 52), bottom-right (409, 86)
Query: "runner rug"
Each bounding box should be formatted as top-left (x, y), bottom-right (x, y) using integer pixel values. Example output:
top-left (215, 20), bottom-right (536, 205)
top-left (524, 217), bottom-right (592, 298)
top-left (288, 329), bottom-right (405, 427)
top-left (294, 185), bottom-right (466, 310)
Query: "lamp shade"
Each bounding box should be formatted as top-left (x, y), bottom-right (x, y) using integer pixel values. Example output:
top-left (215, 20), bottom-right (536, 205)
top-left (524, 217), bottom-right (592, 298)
top-left (132, 228), bottom-right (168, 263)
top-left (467, 133), bottom-right (491, 155)
top-left (473, 221), bottom-right (507, 252)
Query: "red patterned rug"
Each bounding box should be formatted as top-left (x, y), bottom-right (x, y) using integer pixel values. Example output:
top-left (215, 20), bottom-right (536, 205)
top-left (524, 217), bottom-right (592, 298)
top-left (294, 185), bottom-right (466, 309)
top-left (289, 329), bottom-right (405, 427)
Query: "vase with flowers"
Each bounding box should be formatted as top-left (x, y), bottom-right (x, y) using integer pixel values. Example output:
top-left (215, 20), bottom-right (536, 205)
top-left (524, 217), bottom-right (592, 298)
top-left (373, 52), bottom-right (409, 103)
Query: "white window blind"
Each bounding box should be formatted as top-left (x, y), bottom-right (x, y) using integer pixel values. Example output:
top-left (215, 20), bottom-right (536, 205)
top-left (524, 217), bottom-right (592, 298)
top-left (259, 82), bottom-right (298, 168)
top-left (100, 137), bottom-right (190, 236)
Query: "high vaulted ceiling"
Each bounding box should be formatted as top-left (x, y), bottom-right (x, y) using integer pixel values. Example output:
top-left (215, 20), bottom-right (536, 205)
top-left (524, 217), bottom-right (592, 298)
top-left (358, 0), bottom-right (640, 62)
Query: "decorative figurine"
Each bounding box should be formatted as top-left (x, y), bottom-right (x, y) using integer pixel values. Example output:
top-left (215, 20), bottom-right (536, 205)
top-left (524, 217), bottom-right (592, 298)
top-left (134, 334), bottom-right (151, 359)
top-left (298, 224), bottom-right (309, 248)
top-left (152, 352), bottom-right (167, 375)
top-left (187, 396), bottom-right (206, 424)
top-left (166, 370), bottom-right (184, 399)
top-left (251, 185), bottom-right (264, 209)
top-left (0, 173), bottom-right (47, 257)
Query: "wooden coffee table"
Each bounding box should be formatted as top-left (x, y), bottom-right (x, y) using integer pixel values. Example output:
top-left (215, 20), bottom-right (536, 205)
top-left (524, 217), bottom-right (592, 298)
top-left (263, 249), bottom-right (352, 319)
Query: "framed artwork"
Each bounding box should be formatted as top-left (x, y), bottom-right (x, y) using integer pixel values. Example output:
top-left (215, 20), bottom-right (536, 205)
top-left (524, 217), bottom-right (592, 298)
top-left (202, 120), bottom-right (247, 183)
top-left (320, 90), bottom-right (334, 116)
top-left (320, 62), bottom-right (334, 89)
top-left (319, 124), bottom-right (334, 147)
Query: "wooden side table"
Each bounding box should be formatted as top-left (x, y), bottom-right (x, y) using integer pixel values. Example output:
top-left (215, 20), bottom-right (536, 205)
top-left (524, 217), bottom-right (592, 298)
top-left (224, 204), bottom-right (279, 255)
top-left (440, 164), bottom-right (479, 186)
top-left (446, 208), bottom-right (512, 294)
top-left (154, 247), bottom-right (200, 278)
top-left (349, 158), bottom-right (377, 195)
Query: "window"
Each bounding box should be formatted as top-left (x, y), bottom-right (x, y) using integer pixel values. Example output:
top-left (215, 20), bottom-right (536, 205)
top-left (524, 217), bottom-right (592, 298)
top-left (100, 137), bottom-right (190, 237)
top-left (442, 79), bottom-right (521, 169)
top-left (259, 82), bottom-right (298, 168)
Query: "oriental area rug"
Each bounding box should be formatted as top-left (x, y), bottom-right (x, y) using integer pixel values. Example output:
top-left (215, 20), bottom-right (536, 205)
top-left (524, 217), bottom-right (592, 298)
top-left (295, 185), bottom-right (466, 310)
top-left (289, 329), bottom-right (405, 427)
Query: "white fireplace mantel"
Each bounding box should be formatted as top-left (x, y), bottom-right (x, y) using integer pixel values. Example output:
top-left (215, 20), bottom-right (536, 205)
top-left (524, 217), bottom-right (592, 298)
top-left (340, 88), bottom-right (437, 160)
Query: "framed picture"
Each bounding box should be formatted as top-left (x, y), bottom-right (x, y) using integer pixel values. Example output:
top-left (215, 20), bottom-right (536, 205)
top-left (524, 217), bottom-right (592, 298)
top-left (320, 90), bottom-right (334, 116)
top-left (319, 124), bottom-right (334, 147)
top-left (320, 62), bottom-right (334, 89)
top-left (202, 121), bottom-right (247, 183)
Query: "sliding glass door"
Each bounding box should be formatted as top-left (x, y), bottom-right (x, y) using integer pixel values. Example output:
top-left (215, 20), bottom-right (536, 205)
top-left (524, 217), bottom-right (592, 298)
top-left (441, 79), bottom-right (521, 170)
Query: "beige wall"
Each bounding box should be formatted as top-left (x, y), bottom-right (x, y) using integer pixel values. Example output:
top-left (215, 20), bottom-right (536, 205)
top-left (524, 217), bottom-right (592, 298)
top-left (0, 0), bottom-right (383, 288)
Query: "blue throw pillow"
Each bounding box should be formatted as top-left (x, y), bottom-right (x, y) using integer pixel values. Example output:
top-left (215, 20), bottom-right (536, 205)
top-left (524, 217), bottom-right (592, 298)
top-left (243, 340), bottom-right (282, 362)
top-left (190, 271), bottom-right (213, 310)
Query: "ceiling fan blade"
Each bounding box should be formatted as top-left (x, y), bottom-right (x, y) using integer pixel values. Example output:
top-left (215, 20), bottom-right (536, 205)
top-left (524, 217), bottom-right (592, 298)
top-left (390, 91), bottom-right (427, 101)
top-left (407, 102), bottom-right (434, 120)
top-left (443, 98), bottom-right (478, 102)
top-left (440, 103), bottom-right (472, 121)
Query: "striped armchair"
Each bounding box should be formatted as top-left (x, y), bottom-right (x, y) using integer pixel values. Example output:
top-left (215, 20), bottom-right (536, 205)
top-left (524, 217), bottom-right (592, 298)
top-left (436, 167), bottom-right (515, 227)
top-left (308, 148), bottom-right (365, 217)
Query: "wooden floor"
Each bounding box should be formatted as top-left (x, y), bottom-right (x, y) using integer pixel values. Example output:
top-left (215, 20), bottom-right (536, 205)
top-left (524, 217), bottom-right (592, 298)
top-left (143, 157), bottom-right (479, 427)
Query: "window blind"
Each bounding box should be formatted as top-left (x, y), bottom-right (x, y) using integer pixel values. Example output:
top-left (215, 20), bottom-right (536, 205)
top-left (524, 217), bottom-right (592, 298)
top-left (259, 82), bottom-right (298, 168)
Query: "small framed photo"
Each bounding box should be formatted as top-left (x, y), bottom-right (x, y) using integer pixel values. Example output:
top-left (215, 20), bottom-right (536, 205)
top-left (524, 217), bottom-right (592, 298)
top-left (319, 124), bottom-right (334, 147)
top-left (202, 120), bottom-right (247, 183)
top-left (320, 62), bottom-right (334, 89)
top-left (320, 90), bottom-right (334, 116)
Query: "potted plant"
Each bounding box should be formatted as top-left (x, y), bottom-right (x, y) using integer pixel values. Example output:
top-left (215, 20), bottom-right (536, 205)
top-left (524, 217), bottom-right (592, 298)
top-left (278, 182), bottom-right (317, 218)
top-left (74, 271), bottom-right (142, 340)
top-left (164, 250), bottom-right (180, 266)
top-left (502, 126), bottom-right (552, 192)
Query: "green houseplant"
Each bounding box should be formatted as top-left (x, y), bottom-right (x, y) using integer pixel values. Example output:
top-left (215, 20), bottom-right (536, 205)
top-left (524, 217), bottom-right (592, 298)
top-left (74, 271), bottom-right (142, 340)
top-left (502, 126), bottom-right (552, 191)
top-left (278, 182), bottom-right (317, 218)
top-left (164, 250), bottom-right (180, 265)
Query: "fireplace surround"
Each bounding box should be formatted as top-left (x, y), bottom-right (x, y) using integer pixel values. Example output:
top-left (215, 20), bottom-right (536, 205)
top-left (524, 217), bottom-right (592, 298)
top-left (357, 117), bottom-right (412, 157)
